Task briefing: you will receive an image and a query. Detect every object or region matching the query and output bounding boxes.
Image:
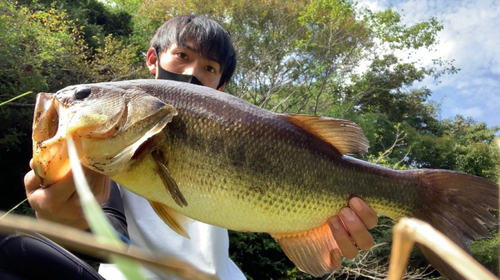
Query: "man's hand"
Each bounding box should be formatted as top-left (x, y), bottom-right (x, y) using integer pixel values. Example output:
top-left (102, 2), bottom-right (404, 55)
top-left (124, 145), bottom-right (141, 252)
top-left (24, 159), bottom-right (110, 230)
top-left (330, 197), bottom-right (378, 259)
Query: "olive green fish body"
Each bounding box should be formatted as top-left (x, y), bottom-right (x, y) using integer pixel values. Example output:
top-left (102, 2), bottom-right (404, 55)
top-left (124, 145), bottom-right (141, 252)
top-left (109, 81), bottom-right (419, 234)
top-left (32, 80), bottom-right (499, 279)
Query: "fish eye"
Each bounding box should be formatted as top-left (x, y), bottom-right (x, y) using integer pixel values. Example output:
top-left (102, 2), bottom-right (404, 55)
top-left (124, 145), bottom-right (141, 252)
top-left (75, 87), bottom-right (91, 100)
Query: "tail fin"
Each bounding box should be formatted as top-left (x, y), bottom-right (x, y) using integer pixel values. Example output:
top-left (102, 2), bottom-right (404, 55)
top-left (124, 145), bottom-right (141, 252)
top-left (409, 169), bottom-right (498, 279)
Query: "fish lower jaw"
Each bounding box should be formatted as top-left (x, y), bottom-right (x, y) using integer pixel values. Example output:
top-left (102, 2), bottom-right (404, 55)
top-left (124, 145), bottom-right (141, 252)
top-left (32, 157), bottom-right (71, 187)
top-left (32, 138), bottom-right (72, 186)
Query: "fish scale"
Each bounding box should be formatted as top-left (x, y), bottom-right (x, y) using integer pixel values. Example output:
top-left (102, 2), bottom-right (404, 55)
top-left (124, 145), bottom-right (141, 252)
top-left (124, 93), bottom-right (421, 233)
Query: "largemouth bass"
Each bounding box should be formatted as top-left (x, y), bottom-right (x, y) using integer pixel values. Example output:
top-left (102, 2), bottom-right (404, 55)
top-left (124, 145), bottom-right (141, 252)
top-left (32, 79), bottom-right (498, 279)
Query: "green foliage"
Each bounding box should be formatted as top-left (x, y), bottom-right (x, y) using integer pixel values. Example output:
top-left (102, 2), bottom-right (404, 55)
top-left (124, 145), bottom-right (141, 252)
top-left (0, 0), bottom-right (144, 211)
top-left (408, 116), bottom-right (500, 181)
top-left (470, 231), bottom-right (499, 276)
top-left (363, 6), bottom-right (443, 50)
top-left (1, 1), bottom-right (86, 208)
top-left (85, 34), bottom-right (149, 82)
top-left (0, 1), bottom-right (86, 94)
top-left (229, 231), bottom-right (305, 280)
top-left (17, 0), bottom-right (133, 49)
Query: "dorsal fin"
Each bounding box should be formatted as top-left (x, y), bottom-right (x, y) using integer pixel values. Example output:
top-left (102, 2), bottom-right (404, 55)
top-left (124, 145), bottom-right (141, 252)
top-left (148, 200), bottom-right (190, 239)
top-left (285, 114), bottom-right (369, 155)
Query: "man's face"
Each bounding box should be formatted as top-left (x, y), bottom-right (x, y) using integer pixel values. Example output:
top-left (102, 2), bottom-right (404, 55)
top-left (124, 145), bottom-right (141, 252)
top-left (157, 43), bottom-right (223, 90)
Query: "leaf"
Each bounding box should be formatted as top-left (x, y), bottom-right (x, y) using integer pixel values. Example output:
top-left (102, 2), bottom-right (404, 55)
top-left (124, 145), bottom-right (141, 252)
top-left (67, 136), bottom-right (146, 279)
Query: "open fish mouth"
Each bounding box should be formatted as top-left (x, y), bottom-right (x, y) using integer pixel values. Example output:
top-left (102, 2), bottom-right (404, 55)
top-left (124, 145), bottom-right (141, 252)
top-left (32, 93), bottom-right (59, 145)
top-left (32, 92), bottom-right (70, 185)
top-left (31, 86), bottom-right (177, 186)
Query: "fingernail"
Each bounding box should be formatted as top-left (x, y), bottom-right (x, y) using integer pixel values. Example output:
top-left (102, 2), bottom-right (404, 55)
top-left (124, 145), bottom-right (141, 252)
top-left (341, 207), bottom-right (355, 221)
top-left (351, 197), bottom-right (363, 211)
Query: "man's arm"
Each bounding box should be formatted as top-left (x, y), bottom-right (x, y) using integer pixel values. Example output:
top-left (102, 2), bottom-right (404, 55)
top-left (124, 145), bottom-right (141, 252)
top-left (24, 160), bottom-right (130, 263)
top-left (102, 181), bottom-right (130, 244)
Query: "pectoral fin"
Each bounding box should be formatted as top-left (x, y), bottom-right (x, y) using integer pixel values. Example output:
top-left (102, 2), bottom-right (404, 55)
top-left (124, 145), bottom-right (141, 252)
top-left (285, 114), bottom-right (369, 155)
top-left (148, 200), bottom-right (190, 239)
top-left (271, 222), bottom-right (341, 277)
top-left (152, 149), bottom-right (188, 207)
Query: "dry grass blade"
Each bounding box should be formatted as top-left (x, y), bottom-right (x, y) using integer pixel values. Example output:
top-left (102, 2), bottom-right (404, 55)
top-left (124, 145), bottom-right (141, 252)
top-left (0, 212), bottom-right (218, 280)
top-left (387, 218), bottom-right (498, 280)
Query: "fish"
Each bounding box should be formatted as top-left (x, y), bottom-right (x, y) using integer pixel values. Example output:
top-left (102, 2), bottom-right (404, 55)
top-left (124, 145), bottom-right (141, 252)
top-left (32, 79), bottom-right (499, 279)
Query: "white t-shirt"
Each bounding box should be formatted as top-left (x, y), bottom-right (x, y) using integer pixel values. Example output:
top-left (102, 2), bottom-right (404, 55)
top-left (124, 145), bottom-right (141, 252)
top-left (98, 186), bottom-right (246, 280)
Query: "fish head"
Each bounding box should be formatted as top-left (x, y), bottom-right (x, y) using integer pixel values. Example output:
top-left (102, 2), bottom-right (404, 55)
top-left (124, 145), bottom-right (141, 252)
top-left (32, 83), bottom-right (177, 186)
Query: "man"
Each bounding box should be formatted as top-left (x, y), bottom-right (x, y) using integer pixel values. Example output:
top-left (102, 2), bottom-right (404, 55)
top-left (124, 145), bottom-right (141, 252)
top-left (24, 15), bottom-right (378, 279)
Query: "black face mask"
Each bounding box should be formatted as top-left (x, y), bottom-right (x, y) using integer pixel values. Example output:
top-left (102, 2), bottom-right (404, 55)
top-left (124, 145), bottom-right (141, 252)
top-left (155, 50), bottom-right (204, 86)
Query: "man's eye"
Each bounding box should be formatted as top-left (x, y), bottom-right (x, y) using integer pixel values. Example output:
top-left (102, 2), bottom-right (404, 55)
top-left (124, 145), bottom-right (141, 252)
top-left (177, 53), bottom-right (188, 60)
top-left (206, 66), bottom-right (216, 73)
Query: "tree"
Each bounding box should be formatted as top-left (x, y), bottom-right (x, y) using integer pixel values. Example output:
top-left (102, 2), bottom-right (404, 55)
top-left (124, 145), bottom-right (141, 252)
top-left (0, 0), bottom-right (88, 209)
top-left (0, 0), bottom-right (147, 210)
top-left (17, 0), bottom-right (134, 49)
top-left (408, 116), bottom-right (500, 181)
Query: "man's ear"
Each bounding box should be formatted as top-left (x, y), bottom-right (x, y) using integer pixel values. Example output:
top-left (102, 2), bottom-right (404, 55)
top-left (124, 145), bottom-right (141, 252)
top-left (217, 82), bottom-right (226, 91)
top-left (146, 48), bottom-right (158, 77)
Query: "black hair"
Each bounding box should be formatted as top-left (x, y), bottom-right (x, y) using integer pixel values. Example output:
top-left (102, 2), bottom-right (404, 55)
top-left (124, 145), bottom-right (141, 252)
top-left (150, 15), bottom-right (237, 88)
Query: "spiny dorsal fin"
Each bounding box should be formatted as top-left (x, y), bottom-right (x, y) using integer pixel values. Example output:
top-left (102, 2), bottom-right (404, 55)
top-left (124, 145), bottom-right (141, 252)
top-left (285, 114), bottom-right (369, 155)
top-left (152, 149), bottom-right (188, 207)
top-left (148, 200), bottom-right (190, 239)
top-left (271, 222), bottom-right (341, 277)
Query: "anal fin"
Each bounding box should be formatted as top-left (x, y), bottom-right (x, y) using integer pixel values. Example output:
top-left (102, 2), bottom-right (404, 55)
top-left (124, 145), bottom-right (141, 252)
top-left (271, 223), bottom-right (341, 277)
top-left (148, 200), bottom-right (190, 239)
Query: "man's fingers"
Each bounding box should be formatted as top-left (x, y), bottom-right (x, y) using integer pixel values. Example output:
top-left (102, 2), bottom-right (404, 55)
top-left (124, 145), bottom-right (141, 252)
top-left (349, 197), bottom-right (378, 229)
top-left (339, 207), bottom-right (374, 250)
top-left (23, 160), bottom-right (109, 230)
top-left (25, 157), bottom-right (76, 200)
top-left (39, 171), bottom-right (78, 202)
top-left (85, 171), bottom-right (111, 204)
top-left (25, 168), bottom-right (79, 216)
top-left (328, 215), bottom-right (358, 259)
top-left (24, 169), bottom-right (40, 194)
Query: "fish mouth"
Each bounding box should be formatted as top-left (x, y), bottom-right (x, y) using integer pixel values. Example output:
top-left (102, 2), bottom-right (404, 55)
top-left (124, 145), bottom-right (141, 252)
top-left (31, 92), bottom-right (128, 185)
top-left (32, 93), bottom-right (59, 144)
top-left (32, 92), bottom-right (66, 185)
top-left (32, 91), bottom-right (177, 186)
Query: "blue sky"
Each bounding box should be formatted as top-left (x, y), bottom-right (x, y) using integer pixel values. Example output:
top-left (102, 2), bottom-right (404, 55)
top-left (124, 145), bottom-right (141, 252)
top-left (360, 0), bottom-right (500, 130)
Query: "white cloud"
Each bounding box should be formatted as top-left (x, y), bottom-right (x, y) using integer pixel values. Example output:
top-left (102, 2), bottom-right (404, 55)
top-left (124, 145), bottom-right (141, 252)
top-left (359, 0), bottom-right (500, 128)
top-left (358, 0), bottom-right (386, 12)
top-left (451, 106), bottom-right (484, 119)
